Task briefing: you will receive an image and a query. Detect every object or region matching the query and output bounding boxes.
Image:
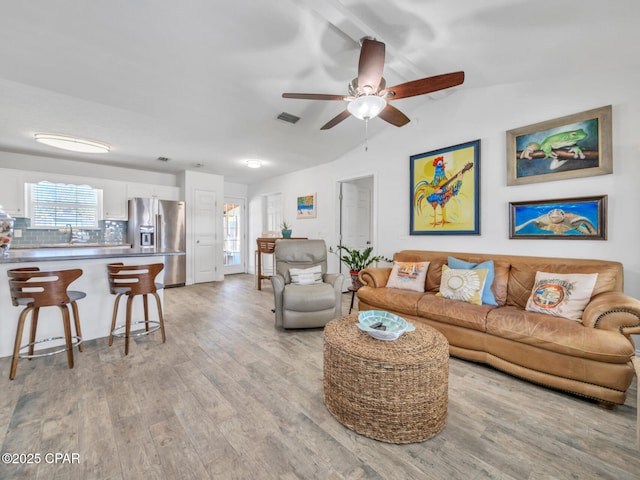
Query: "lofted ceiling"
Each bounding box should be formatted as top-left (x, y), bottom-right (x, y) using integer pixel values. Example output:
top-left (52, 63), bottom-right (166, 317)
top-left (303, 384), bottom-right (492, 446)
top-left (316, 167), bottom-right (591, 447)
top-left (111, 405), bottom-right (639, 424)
top-left (0, 0), bottom-right (637, 184)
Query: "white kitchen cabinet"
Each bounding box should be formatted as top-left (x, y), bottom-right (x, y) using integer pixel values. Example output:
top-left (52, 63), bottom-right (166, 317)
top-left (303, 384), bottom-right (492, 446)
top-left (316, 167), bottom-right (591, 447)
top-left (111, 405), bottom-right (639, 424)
top-left (103, 180), bottom-right (128, 220)
top-left (0, 169), bottom-right (25, 217)
top-left (127, 182), bottom-right (180, 200)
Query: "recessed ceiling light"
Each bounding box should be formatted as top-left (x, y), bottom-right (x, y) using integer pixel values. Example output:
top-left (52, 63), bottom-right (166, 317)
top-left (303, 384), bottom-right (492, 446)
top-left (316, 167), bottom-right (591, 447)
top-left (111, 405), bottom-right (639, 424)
top-left (246, 159), bottom-right (263, 168)
top-left (34, 133), bottom-right (110, 154)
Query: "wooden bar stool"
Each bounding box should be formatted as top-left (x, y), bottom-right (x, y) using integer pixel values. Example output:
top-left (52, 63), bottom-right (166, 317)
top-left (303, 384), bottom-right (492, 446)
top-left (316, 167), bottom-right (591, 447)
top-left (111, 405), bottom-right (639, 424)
top-left (7, 267), bottom-right (85, 380)
top-left (107, 263), bottom-right (166, 355)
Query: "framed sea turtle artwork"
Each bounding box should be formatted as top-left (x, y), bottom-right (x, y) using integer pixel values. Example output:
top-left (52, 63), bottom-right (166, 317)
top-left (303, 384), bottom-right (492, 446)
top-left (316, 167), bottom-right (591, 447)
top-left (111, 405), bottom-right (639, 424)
top-left (506, 105), bottom-right (612, 185)
top-left (509, 195), bottom-right (607, 240)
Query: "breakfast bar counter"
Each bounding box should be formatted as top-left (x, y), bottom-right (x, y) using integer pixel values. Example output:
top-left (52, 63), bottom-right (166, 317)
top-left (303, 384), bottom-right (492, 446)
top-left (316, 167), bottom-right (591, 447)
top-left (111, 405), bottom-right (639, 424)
top-left (0, 247), bottom-right (184, 359)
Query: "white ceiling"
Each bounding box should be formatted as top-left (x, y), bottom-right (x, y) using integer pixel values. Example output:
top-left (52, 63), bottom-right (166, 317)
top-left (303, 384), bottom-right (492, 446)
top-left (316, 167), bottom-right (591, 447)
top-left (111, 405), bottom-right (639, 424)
top-left (0, 0), bottom-right (637, 184)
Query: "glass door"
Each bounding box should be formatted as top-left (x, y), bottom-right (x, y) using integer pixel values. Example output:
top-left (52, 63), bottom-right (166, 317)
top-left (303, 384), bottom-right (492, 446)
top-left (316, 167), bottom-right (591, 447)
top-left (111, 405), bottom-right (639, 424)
top-left (223, 197), bottom-right (245, 275)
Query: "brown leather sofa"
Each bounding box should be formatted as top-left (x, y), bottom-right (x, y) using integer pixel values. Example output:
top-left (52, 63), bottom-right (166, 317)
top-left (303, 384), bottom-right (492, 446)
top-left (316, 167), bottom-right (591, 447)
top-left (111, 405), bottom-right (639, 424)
top-left (358, 250), bottom-right (640, 406)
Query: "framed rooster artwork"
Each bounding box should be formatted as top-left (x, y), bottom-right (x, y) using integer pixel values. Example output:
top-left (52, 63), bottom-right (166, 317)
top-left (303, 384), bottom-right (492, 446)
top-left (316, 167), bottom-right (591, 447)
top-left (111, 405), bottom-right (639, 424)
top-left (410, 139), bottom-right (480, 235)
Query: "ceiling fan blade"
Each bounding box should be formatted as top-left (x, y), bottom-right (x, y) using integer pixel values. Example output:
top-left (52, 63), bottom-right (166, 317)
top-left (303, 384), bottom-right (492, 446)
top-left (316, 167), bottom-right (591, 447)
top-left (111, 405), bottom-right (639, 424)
top-left (282, 93), bottom-right (347, 101)
top-left (320, 110), bottom-right (352, 130)
top-left (357, 39), bottom-right (385, 94)
top-left (378, 104), bottom-right (410, 127)
top-left (383, 71), bottom-right (465, 100)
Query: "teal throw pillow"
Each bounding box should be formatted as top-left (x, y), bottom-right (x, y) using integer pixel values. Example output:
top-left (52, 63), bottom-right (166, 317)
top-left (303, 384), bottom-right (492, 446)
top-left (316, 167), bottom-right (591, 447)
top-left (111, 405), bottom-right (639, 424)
top-left (447, 256), bottom-right (498, 306)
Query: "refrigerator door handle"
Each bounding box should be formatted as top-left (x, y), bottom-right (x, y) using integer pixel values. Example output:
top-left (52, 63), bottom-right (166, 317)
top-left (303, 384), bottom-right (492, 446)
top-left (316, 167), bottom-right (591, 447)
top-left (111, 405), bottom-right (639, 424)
top-left (156, 214), bottom-right (162, 249)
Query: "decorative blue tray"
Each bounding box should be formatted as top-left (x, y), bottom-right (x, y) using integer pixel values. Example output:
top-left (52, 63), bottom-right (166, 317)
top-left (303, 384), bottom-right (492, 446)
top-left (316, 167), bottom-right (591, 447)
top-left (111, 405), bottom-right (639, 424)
top-left (356, 310), bottom-right (415, 341)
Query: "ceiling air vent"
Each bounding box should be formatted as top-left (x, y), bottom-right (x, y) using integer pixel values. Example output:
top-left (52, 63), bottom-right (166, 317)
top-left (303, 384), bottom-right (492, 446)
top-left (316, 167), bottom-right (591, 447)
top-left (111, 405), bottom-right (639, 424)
top-left (277, 112), bottom-right (301, 124)
top-left (157, 156), bottom-right (170, 162)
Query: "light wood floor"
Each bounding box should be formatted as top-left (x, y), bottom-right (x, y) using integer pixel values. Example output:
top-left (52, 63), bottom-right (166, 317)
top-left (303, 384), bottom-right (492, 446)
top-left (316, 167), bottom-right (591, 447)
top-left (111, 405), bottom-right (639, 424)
top-left (0, 274), bottom-right (638, 480)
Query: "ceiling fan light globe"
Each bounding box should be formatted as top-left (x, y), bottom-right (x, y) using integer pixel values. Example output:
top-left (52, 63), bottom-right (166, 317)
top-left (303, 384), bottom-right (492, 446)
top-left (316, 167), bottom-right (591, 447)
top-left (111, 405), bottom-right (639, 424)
top-left (347, 95), bottom-right (386, 120)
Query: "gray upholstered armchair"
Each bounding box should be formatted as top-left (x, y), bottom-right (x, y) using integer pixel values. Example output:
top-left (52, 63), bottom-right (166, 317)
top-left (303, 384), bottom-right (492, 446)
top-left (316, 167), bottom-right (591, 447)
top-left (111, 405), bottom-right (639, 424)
top-left (271, 239), bottom-right (344, 329)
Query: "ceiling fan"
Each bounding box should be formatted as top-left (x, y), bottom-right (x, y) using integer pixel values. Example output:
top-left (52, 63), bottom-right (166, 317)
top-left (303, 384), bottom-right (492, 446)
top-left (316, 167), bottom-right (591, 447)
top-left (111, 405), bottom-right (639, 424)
top-left (282, 38), bottom-right (465, 130)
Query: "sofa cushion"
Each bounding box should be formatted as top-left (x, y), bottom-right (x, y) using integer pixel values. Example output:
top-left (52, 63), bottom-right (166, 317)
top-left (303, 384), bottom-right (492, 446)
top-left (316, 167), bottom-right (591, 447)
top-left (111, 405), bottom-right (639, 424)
top-left (448, 256), bottom-right (498, 306)
top-left (418, 292), bottom-right (494, 332)
top-left (386, 261), bottom-right (429, 292)
top-left (525, 271), bottom-right (598, 321)
top-left (356, 286), bottom-right (424, 316)
top-left (486, 306), bottom-right (634, 363)
top-left (507, 262), bottom-right (619, 309)
top-left (437, 265), bottom-right (488, 305)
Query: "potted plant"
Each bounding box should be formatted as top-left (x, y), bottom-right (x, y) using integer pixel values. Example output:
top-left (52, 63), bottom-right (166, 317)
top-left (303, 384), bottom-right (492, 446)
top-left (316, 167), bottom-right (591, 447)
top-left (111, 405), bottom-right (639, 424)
top-left (280, 221), bottom-right (292, 238)
top-left (330, 244), bottom-right (391, 288)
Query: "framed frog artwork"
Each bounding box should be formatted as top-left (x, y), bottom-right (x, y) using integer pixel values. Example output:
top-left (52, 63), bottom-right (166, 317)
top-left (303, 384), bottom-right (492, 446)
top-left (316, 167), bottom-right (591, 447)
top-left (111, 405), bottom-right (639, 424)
top-left (506, 105), bottom-right (612, 185)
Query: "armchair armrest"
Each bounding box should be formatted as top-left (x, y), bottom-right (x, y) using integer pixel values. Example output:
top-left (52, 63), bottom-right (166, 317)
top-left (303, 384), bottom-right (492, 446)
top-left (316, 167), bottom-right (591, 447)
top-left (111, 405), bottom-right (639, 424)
top-left (582, 291), bottom-right (640, 336)
top-left (323, 273), bottom-right (342, 287)
top-left (359, 267), bottom-right (392, 288)
top-left (271, 274), bottom-right (286, 328)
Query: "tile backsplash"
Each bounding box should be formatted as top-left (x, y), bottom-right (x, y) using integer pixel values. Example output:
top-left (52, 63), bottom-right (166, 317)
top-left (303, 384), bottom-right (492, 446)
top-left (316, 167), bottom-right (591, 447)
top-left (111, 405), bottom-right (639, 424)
top-left (12, 218), bottom-right (128, 246)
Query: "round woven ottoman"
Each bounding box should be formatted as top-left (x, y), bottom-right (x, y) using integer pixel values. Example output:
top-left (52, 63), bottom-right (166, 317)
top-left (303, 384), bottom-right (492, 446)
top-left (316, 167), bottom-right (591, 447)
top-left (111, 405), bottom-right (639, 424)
top-left (323, 313), bottom-right (449, 444)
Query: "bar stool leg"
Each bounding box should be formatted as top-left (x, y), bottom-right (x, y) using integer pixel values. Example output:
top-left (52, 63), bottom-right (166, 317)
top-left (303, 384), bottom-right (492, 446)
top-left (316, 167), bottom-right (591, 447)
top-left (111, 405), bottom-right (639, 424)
top-left (10, 307), bottom-right (32, 380)
top-left (125, 295), bottom-right (134, 355)
top-left (60, 304), bottom-right (74, 370)
top-left (143, 294), bottom-right (150, 332)
top-left (28, 307), bottom-right (40, 358)
top-left (152, 292), bottom-right (166, 343)
top-left (109, 294), bottom-right (123, 347)
top-left (71, 300), bottom-right (84, 353)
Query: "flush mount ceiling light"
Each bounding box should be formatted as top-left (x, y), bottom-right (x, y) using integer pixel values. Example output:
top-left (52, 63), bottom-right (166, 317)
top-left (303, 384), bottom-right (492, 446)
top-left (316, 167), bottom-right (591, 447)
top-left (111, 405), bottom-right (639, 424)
top-left (34, 133), bottom-right (110, 154)
top-left (246, 159), bottom-right (263, 169)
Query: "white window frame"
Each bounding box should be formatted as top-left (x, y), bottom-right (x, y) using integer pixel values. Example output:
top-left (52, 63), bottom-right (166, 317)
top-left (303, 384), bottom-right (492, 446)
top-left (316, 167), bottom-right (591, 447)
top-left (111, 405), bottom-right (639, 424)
top-left (25, 181), bottom-right (104, 229)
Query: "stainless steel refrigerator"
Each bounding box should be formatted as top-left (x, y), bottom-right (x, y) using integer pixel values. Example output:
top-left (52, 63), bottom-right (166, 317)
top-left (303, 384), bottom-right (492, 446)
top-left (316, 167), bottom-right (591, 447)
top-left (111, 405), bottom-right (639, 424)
top-left (127, 198), bottom-right (186, 287)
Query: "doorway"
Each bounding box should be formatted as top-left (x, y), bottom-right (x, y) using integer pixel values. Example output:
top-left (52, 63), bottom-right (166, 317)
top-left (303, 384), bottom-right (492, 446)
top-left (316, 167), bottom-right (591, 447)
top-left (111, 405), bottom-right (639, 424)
top-left (337, 175), bottom-right (374, 288)
top-left (223, 197), bottom-right (246, 275)
top-left (193, 189), bottom-right (217, 284)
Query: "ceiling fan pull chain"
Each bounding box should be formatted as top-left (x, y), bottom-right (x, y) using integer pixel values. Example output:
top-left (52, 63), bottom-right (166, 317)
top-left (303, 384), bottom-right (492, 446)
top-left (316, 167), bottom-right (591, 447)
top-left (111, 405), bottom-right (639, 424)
top-left (365, 117), bottom-right (369, 152)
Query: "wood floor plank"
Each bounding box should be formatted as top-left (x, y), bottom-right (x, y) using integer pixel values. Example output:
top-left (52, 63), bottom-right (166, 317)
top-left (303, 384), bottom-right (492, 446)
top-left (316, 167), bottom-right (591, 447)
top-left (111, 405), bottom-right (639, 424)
top-left (0, 274), bottom-right (637, 479)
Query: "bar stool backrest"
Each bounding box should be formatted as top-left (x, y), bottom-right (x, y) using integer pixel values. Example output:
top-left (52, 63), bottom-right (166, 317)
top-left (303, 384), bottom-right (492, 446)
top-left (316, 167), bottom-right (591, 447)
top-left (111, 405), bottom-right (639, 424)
top-left (108, 263), bottom-right (164, 296)
top-left (8, 267), bottom-right (83, 308)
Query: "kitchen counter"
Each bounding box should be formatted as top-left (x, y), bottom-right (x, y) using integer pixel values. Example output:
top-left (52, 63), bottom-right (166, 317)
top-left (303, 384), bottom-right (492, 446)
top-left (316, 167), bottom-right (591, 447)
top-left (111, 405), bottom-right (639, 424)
top-left (11, 243), bottom-right (132, 249)
top-left (0, 248), bottom-right (184, 359)
top-left (0, 247), bottom-right (184, 264)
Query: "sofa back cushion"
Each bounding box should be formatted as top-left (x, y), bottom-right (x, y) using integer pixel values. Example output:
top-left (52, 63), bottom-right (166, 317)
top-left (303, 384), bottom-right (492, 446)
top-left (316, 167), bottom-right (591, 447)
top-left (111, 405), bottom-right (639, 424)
top-left (507, 262), bottom-right (621, 309)
top-left (394, 250), bottom-right (511, 306)
top-left (393, 250), bottom-right (623, 309)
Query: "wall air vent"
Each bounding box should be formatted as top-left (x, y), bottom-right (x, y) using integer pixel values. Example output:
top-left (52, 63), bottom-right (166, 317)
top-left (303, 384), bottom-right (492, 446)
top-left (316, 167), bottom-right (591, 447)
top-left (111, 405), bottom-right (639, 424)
top-left (277, 112), bottom-right (301, 124)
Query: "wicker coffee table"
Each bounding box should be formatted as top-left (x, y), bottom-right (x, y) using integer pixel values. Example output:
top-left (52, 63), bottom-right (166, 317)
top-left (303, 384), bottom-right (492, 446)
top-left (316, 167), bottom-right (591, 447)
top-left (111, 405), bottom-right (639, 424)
top-left (323, 313), bottom-right (449, 444)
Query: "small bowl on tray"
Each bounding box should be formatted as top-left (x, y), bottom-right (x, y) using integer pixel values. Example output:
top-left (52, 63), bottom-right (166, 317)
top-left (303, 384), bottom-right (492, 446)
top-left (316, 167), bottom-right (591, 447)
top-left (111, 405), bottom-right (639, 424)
top-left (356, 310), bottom-right (415, 341)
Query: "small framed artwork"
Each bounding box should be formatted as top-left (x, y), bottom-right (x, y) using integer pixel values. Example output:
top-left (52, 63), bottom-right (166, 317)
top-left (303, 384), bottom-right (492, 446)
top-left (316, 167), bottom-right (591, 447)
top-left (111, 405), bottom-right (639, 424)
top-left (506, 105), bottom-right (612, 186)
top-left (410, 139), bottom-right (480, 235)
top-left (297, 193), bottom-right (317, 219)
top-left (509, 195), bottom-right (607, 240)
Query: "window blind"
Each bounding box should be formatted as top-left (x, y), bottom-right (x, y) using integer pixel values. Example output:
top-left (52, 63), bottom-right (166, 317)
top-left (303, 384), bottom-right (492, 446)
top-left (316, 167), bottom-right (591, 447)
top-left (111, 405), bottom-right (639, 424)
top-left (29, 181), bottom-right (100, 228)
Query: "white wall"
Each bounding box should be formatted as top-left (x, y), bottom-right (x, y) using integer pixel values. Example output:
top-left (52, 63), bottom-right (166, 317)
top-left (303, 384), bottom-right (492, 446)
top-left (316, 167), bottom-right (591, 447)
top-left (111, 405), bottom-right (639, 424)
top-left (248, 70), bottom-right (640, 352)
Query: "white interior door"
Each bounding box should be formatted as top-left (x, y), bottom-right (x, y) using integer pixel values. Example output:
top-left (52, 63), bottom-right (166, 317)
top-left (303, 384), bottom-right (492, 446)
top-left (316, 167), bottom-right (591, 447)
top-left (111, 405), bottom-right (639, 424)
top-left (194, 189), bottom-right (217, 283)
top-left (223, 197), bottom-right (245, 275)
top-left (339, 176), bottom-right (374, 289)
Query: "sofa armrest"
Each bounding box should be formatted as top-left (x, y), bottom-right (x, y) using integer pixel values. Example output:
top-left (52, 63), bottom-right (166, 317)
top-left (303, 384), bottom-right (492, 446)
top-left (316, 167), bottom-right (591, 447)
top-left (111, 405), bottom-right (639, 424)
top-left (359, 267), bottom-right (392, 288)
top-left (582, 291), bottom-right (640, 336)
